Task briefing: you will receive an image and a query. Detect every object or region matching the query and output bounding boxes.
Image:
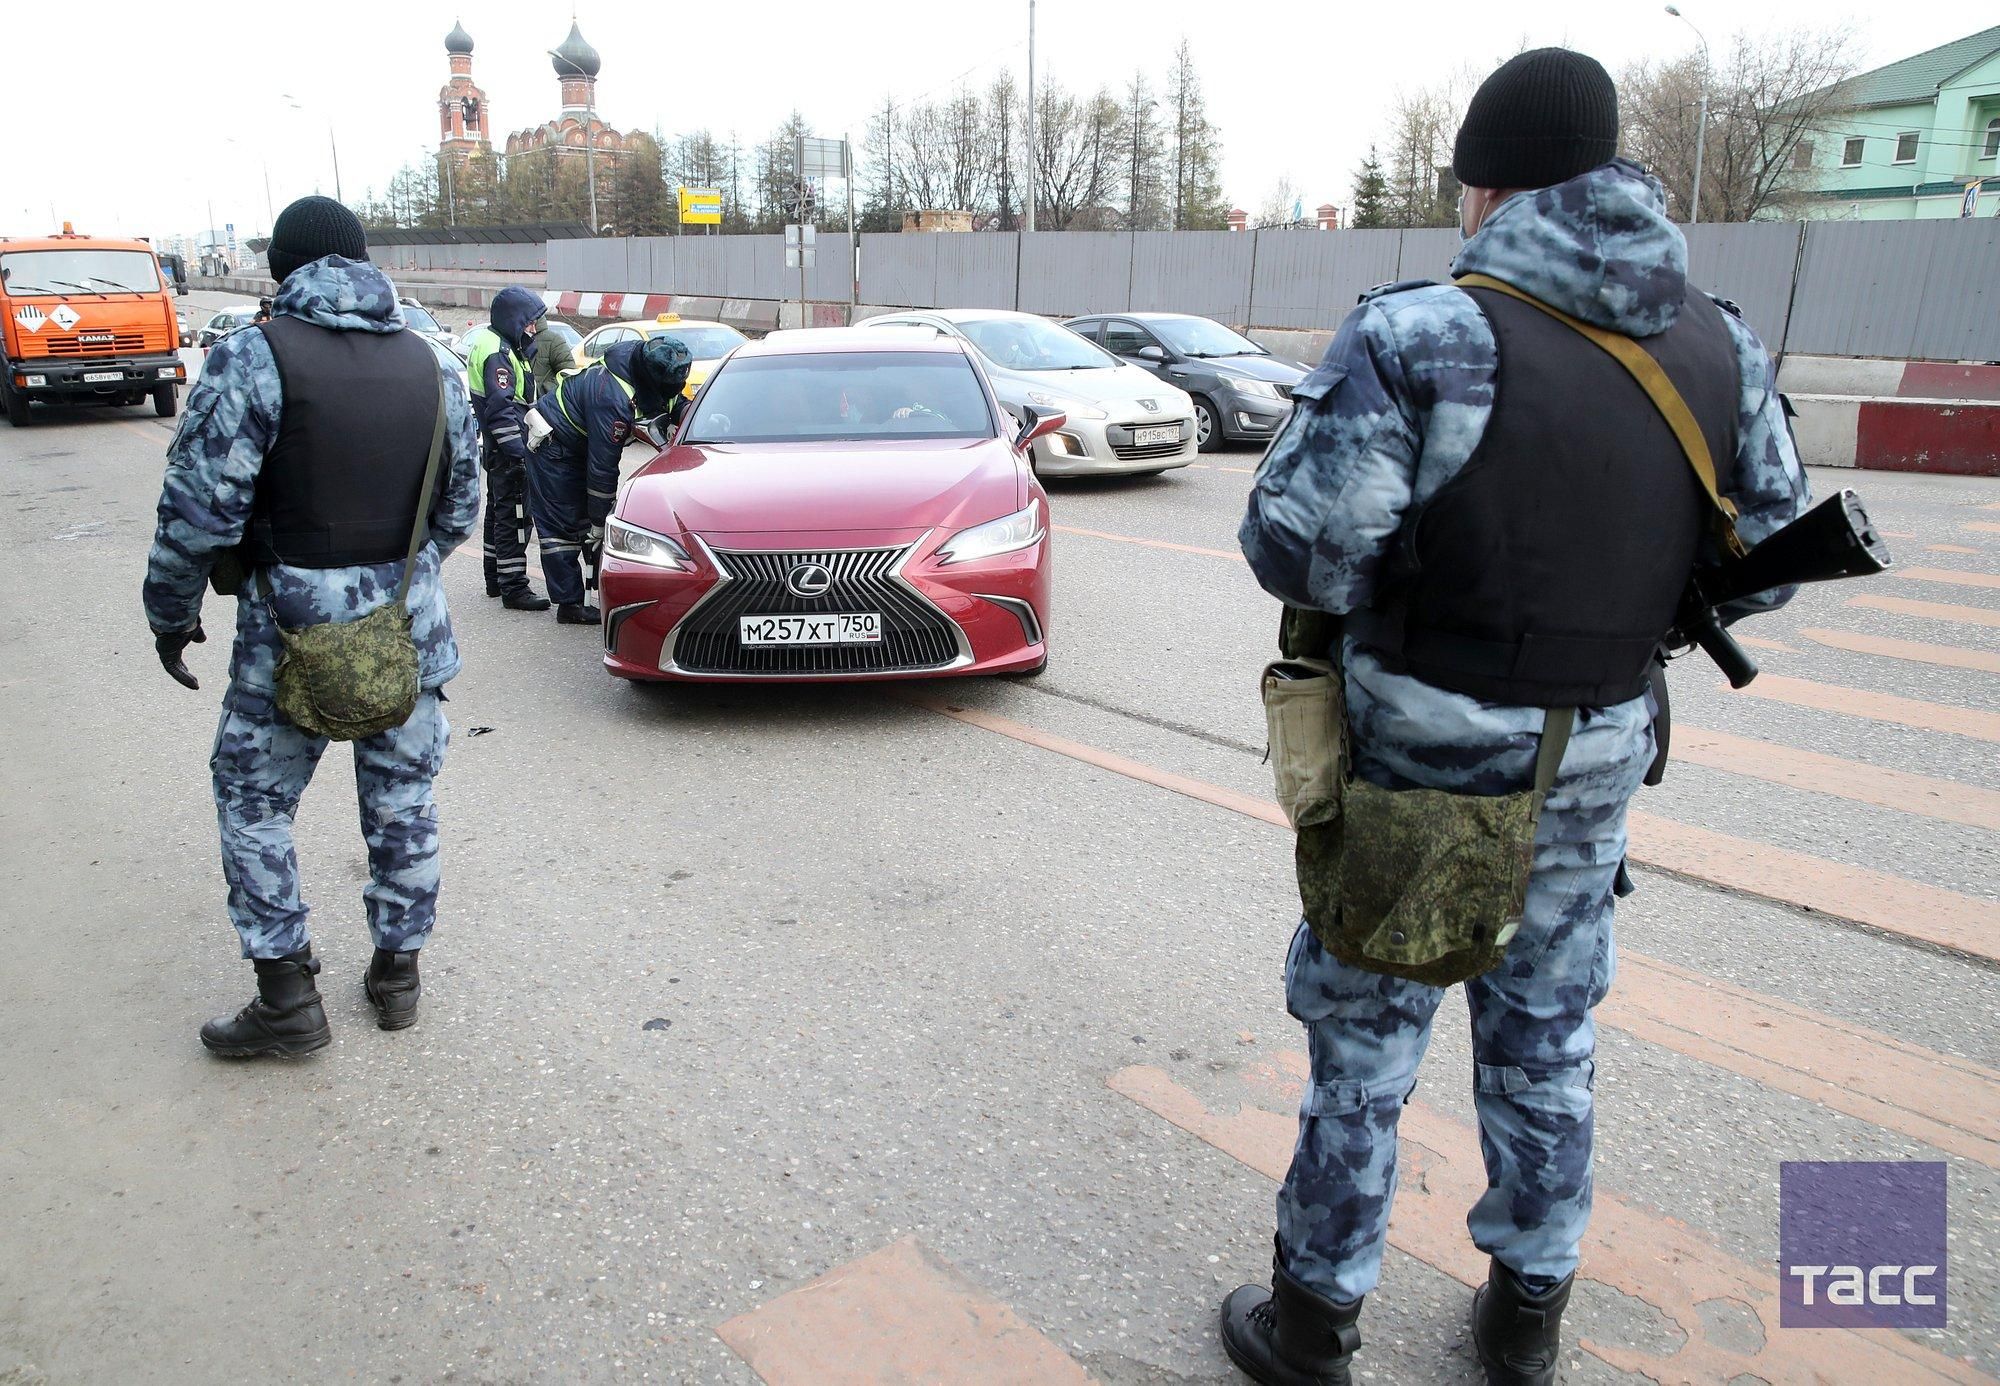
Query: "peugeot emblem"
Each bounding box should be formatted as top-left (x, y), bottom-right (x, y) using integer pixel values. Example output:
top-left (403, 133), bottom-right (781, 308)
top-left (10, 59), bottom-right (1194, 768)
top-left (1138, 398), bottom-right (1159, 412)
top-left (786, 562), bottom-right (833, 598)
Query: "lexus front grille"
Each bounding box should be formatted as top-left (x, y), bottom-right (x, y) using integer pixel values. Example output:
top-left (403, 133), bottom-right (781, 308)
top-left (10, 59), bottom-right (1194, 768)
top-left (668, 541), bottom-right (967, 676)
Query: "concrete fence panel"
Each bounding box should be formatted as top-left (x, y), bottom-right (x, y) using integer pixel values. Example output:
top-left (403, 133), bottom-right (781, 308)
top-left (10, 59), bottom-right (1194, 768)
top-left (1131, 232), bottom-right (1253, 323)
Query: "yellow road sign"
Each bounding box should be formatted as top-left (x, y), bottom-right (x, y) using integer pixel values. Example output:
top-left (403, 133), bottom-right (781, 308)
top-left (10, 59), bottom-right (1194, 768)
top-left (679, 187), bottom-right (723, 225)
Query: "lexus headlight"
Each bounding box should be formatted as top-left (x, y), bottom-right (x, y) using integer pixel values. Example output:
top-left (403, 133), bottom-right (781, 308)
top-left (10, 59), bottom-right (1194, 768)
top-left (1233, 378), bottom-right (1283, 400)
top-left (1026, 390), bottom-right (1106, 422)
top-left (937, 500), bottom-right (1045, 565)
top-left (604, 518), bottom-right (693, 571)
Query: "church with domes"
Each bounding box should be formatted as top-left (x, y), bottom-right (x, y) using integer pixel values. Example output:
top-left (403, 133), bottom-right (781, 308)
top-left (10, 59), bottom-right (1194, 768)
top-left (501, 20), bottom-right (641, 164)
top-left (437, 20), bottom-right (491, 156)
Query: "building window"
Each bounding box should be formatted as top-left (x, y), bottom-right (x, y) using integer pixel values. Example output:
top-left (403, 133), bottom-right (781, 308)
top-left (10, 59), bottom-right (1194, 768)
top-left (1893, 131), bottom-right (1919, 164)
top-left (1985, 119), bottom-right (1999, 160)
top-left (1792, 139), bottom-right (1815, 170)
top-left (1842, 137), bottom-right (1865, 167)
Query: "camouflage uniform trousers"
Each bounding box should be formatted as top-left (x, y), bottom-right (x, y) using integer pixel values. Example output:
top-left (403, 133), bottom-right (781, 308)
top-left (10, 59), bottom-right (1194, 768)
top-left (210, 687), bottom-right (450, 959)
top-left (1275, 717), bottom-right (1650, 1303)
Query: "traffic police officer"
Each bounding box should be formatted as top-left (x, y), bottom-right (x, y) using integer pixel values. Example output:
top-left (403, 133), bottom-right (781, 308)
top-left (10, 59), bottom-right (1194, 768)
top-left (466, 285), bottom-right (552, 610)
top-left (1225, 51), bottom-right (1810, 1385)
top-left (143, 197), bottom-right (481, 1056)
top-left (525, 334), bottom-right (690, 624)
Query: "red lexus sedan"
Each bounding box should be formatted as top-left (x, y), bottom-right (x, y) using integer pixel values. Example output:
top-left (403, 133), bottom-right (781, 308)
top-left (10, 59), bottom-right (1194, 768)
top-left (598, 328), bottom-right (1062, 682)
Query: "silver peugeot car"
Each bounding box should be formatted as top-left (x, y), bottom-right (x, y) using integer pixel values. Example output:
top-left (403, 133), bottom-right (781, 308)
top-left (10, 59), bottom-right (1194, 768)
top-left (861, 308), bottom-right (1198, 477)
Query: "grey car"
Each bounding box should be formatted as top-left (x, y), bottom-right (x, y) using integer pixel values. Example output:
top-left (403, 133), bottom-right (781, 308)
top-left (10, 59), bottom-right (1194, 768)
top-left (1063, 312), bottom-right (1309, 453)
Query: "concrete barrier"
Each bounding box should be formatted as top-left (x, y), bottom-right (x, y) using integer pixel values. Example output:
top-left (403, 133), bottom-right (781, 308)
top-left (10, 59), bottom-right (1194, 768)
top-left (1780, 355), bottom-right (2000, 476)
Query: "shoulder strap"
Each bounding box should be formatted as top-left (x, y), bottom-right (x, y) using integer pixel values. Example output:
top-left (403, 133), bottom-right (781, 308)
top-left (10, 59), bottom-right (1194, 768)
top-left (1457, 272), bottom-right (1747, 561)
top-left (395, 370), bottom-right (449, 608)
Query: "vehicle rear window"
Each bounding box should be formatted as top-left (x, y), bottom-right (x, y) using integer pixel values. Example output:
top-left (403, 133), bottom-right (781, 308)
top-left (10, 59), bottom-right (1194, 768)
top-left (1, 249), bottom-right (162, 296)
top-left (649, 325), bottom-right (746, 358)
top-left (401, 304), bottom-right (442, 333)
top-left (683, 351), bottom-right (995, 444)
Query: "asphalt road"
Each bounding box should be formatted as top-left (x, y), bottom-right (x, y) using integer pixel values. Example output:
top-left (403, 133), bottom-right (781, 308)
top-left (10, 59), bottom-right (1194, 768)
top-left (2, 303), bottom-right (1996, 1384)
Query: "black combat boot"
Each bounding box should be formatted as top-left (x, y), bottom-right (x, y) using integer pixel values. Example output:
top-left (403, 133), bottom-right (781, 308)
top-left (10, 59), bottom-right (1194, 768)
top-left (363, 947), bottom-right (422, 1031)
top-left (485, 578), bottom-right (502, 598)
top-left (501, 586), bottom-right (552, 612)
top-left (1220, 1241), bottom-right (1362, 1385)
top-left (555, 602), bottom-right (600, 625)
top-left (1472, 1258), bottom-right (1573, 1386)
top-left (199, 949), bottom-right (332, 1057)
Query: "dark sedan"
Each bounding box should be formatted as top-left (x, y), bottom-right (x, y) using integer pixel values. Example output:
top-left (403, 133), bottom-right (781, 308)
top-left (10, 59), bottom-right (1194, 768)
top-left (1063, 312), bottom-right (1309, 453)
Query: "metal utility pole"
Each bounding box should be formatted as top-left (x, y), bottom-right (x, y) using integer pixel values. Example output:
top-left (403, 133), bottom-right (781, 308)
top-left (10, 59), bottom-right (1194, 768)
top-left (586, 90), bottom-right (601, 232)
top-left (797, 132), bottom-right (809, 320)
top-left (1666, 5), bottom-right (1710, 224)
top-left (330, 124), bottom-right (343, 203)
top-left (844, 133), bottom-right (857, 319)
top-left (1024, 0), bottom-right (1036, 233)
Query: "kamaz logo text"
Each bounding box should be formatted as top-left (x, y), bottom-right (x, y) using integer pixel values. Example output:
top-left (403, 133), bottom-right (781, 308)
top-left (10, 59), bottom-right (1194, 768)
top-left (1786, 1264), bottom-right (1939, 1306)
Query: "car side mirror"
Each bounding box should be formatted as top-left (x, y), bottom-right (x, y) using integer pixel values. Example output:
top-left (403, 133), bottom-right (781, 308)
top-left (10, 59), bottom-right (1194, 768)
top-left (1015, 405), bottom-right (1066, 450)
top-left (634, 414), bottom-right (674, 449)
top-left (1136, 344), bottom-right (1168, 363)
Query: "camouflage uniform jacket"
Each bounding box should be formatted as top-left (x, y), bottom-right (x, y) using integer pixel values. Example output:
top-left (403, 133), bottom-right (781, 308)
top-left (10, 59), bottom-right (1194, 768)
top-left (143, 256), bottom-right (482, 706)
top-left (1240, 158), bottom-right (1811, 793)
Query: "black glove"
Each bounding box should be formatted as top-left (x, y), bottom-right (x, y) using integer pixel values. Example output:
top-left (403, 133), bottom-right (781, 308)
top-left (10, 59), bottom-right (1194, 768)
top-left (155, 622), bottom-right (206, 690)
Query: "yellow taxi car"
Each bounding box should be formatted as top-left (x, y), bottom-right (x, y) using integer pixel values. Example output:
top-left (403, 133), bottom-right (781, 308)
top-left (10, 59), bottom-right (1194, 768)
top-left (574, 314), bottom-right (749, 399)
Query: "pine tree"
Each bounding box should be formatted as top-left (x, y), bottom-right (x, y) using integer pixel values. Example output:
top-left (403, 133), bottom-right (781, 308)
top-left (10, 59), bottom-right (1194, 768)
top-left (1350, 146), bottom-right (1390, 229)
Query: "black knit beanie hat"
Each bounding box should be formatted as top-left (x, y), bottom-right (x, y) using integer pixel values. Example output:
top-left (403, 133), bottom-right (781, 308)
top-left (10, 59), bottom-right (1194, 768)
top-left (1452, 48), bottom-right (1619, 190)
top-left (267, 195), bottom-right (368, 285)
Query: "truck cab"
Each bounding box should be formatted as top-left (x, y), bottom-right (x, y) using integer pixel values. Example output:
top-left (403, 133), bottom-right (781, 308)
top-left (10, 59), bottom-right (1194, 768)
top-left (0, 225), bottom-right (189, 427)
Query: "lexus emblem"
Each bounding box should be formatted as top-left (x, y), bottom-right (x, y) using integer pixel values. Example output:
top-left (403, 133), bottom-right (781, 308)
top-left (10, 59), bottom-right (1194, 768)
top-left (786, 562), bottom-right (833, 598)
top-left (1137, 398), bottom-right (1159, 412)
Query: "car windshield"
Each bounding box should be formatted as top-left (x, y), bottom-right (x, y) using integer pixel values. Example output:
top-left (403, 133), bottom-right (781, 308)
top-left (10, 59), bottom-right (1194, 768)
top-left (682, 351), bottom-right (995, 444)
top-left (956, 316), bottom-right (1113, 372)
top-left (647, 325), bottom-right (745, 359)
top-left (0, 248), bottom-right (162, 296)
top-left (401, 304), bottom-right (442, 333)
top-left (1150, 316), bottom-right (1266, 358)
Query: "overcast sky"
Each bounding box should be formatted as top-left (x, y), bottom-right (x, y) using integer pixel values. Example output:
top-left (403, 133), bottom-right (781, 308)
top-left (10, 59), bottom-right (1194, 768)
top-left (6, 1), bottom-right (1992, 240)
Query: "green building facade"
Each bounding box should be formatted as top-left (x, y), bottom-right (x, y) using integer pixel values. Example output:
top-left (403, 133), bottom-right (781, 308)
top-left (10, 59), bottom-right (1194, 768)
top-left (1798, 25), bottom-right (2000, 221)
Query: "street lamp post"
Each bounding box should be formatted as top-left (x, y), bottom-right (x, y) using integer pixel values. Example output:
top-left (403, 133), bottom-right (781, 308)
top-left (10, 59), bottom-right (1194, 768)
top-left (1024, 0), bottom-right (1036, 234)
top-left (1665, 5), bottom-right (1710, 224)
top-left (281, 94), bottom-right (343, 202)
top-left (545, 51), bottom-right (601, 234)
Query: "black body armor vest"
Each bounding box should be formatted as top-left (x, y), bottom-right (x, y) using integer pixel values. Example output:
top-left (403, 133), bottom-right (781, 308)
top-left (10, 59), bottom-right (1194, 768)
top-left (243, 318), bottom-right (440, 568)
top-left (1348, 284), bottom-right (1740, 707)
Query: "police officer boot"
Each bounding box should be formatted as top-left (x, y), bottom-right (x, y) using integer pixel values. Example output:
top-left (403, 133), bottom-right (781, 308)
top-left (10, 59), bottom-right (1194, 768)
top-left (363, 947), bottom-right (422, 1031)
top-left (1472, 1258), bottom-right (1573, 1386)
top-left (556, 602), bottom-right (600, 625)
top-left (501, 586), bottom-right (551, 612)
top-left (199, 949), bottom-right (332, 1058)
top-left (1220, 1242), bottom-right (1362, 1385)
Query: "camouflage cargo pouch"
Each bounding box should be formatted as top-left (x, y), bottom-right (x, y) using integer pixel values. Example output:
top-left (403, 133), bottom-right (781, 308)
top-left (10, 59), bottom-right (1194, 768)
top-left (1308, 707), bottom-right (1575, 988)
top-left (273, 600), bottom-right (421, 741)
top-left (268, 374), bottom-right (446, 743)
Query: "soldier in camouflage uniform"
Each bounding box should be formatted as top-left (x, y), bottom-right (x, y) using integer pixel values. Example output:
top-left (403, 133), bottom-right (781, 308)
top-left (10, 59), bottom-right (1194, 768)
top-left (144, 197), bottom-right (481, 1058)
top-left (1225, 52), bottom-right (1810, 1386)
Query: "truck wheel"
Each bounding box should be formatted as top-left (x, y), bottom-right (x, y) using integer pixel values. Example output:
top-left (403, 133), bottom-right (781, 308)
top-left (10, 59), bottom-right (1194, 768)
top-left (4, 382), bottom-right (31, 428)
top-left (153, 384), bottom-right (179, 418)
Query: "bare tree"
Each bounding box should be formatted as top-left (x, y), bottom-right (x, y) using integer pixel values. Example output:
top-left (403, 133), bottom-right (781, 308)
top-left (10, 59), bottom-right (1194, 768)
top-left (1620, 25), bottom-right (1860, 221)
top-left (986, 73), bottom-right (1022, 229)
top-left (1164, 39), bottom-right (1228, 229)
top-left (1382, 84), bottom-right (1461, 228)
top-left (1255, 175), bottom-right (1304, 230)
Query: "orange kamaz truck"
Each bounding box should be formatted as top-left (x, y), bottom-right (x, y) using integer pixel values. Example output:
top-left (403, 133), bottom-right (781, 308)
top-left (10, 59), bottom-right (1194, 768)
top-left (1, 224), bottom-right (188, 427)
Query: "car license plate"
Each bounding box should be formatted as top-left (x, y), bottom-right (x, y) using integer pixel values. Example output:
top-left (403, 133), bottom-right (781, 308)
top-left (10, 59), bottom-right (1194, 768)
top-left (83, 371), bottom-right (123, 383)
top-left (739, 613), bottom-right (883, 646)
top-left (1134, 424), bottom-right (1178, 446)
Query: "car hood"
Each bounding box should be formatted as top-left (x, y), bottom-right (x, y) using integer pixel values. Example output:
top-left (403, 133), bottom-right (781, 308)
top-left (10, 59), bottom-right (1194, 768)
top-left (622, 437), bottom-right (1025, 541)
top-left (1002, 362), bottom-right (1175, 405)
top-left (1201, 353), bottom-right (1308, 384)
